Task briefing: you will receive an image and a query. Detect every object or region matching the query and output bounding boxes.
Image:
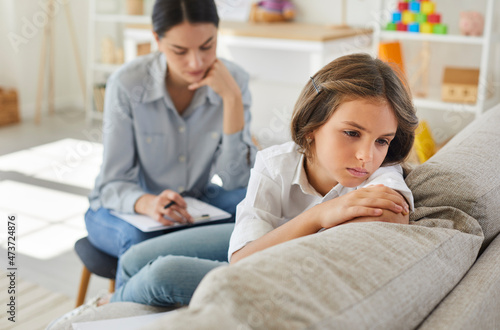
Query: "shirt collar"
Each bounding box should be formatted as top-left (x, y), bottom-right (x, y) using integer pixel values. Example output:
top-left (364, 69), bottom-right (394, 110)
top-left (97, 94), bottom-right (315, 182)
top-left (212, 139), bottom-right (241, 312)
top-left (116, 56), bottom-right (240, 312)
top-left (291, 153), bottom-right (346, 199)
top-left (142, 52), bottom-right (222, 108)
top-left (292, 153), bottom-right (323, 197)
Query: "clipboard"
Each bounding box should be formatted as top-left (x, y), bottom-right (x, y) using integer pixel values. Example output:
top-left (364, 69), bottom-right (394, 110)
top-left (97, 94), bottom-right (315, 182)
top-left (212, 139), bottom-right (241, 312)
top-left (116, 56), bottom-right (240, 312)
top-left (110, 197), bottom-right (232, 232)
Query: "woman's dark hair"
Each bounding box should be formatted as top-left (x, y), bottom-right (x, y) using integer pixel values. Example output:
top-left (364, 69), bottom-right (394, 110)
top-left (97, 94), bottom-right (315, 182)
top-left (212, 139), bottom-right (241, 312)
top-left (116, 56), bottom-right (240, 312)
top-left (291, 53), bottom-right (418, 166)
top-left (152, 0), bottom-right (219, 37)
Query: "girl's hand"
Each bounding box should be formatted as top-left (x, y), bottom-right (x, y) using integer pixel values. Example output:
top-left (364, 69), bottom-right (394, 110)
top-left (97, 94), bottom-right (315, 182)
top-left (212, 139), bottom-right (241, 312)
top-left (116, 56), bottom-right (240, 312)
top-left (187, 59), bottom-right (241, 101)
top-left (135, 191), bottom-right (193, 226)
top-left (316, 184), bottom-right (409, 229)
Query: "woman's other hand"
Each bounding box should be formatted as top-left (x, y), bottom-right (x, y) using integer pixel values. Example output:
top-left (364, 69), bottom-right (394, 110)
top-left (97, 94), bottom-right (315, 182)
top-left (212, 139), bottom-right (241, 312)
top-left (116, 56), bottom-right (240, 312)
top-left (187, 59), bottom-right (241, 100)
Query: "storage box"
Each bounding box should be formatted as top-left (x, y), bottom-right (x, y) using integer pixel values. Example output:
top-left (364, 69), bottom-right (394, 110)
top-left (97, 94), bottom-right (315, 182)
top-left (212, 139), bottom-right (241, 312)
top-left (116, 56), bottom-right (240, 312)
top-left (442, 67), bottom-right (479, 104)
top-left (0, 88), bottom-right (20, 126)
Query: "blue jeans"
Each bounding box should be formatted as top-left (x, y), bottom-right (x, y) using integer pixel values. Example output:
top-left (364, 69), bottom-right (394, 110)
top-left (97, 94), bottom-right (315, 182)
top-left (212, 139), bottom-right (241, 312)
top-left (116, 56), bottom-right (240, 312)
top-left (85, 184), bottom-right (246, 258)
top-left (110, 223), bottom-right (233, 306)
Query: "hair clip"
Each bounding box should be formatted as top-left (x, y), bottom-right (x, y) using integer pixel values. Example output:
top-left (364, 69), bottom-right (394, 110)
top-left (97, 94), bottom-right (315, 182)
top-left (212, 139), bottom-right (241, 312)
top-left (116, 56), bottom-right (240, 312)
top-left (310, 76), bottom-right (322, 94)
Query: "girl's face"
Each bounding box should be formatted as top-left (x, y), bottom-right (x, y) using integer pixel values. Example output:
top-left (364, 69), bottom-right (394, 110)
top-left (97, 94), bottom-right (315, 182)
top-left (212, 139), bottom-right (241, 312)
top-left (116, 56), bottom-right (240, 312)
top-left (155, 21), bottom-right (217, 86)
top-left (306, 98), bottom-right (398, 195)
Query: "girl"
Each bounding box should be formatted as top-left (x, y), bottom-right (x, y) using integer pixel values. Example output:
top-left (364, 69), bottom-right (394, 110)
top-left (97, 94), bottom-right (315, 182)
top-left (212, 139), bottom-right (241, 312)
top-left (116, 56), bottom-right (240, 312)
top-left (229, 53), bottom-right (418, 263)
top-left (85, 0), bottom-right (256, 263)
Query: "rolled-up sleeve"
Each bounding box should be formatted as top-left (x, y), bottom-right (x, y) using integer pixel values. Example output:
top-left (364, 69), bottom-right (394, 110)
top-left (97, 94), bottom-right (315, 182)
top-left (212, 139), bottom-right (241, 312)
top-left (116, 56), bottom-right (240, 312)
top-left (90, 75), bottom-right (145, 213)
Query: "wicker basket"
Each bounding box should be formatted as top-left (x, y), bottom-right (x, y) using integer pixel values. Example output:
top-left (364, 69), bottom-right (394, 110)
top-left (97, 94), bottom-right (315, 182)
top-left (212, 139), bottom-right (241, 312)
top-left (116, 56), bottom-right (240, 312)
top-left (0, 88), bottom-right (20, 126)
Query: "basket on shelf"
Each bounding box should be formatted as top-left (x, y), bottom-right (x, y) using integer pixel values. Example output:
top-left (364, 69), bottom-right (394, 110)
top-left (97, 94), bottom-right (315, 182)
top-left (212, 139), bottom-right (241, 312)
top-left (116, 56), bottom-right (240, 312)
top-left (0, 88), bottom-right (20, 127)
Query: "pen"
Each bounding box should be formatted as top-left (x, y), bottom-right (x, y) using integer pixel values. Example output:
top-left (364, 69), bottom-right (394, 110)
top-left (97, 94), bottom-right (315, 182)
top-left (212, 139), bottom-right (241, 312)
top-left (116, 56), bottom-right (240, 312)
top-left (163, 200), bottom-right (176, 209)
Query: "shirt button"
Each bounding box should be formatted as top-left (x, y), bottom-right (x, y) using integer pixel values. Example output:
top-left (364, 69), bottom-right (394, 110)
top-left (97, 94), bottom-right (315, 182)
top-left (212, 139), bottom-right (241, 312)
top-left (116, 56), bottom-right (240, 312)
top-left (146, 137), bottom-right (152, 143)
top-left (179, 155), bottom-right (186, 163)
top-left (178, 186), bottom-right (185, 193)
top-left (211, 132), bottom-right (219, 139)
top-left (179, 126), bottom-right (186, 133)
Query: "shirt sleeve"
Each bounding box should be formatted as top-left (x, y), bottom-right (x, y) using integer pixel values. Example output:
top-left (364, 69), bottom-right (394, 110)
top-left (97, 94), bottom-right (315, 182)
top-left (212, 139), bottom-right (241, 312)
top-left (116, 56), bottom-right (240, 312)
top-left (227, 151), bottom-right (283, 261)
top-left (212, 67), bottom-right (257, 191)
top-left (361, 165), bottom-right (414, 211)
top-left (91, 75), bottom-right (145, 213)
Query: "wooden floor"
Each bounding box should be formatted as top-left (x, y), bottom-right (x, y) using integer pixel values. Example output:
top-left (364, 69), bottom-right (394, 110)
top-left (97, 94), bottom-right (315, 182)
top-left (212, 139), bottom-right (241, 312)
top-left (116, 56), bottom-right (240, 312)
top-left (0, 111), bottom-right (109, 330)
top-left (0, 272), bottom-right (74, 330)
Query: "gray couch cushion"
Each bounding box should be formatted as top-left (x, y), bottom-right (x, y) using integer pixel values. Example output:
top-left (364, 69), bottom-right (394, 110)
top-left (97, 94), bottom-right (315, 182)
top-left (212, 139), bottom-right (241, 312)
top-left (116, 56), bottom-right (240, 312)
top-left (406, 106), bottom-right (500, 250)
top-left (419, 233), bottom-right (500, 329)
top-left (147, 223), bottom-right (482, 329)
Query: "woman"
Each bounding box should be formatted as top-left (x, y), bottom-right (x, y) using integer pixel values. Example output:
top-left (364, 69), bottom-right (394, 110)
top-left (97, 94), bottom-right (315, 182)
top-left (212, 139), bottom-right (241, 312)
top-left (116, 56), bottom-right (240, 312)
top-left (85, 0), bottom-right (256, 262)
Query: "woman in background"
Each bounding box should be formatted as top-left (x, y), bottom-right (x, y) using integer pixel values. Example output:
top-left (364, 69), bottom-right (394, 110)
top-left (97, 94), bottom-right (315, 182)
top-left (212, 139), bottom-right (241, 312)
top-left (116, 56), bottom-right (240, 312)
top-left (85, 0), bottom-right (256, 279)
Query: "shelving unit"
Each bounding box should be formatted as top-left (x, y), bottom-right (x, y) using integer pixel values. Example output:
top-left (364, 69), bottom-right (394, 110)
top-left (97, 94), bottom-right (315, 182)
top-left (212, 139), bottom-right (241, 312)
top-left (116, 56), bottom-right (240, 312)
top-left (85, 0), bottom-right (153, 120)
top-left (372, 0), bottom-right (499, 118)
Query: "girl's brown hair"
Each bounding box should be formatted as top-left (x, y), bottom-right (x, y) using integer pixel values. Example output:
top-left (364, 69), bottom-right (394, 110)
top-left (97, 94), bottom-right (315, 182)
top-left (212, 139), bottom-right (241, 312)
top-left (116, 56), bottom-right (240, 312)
top-left (291, 53), bottom-right (418, 165)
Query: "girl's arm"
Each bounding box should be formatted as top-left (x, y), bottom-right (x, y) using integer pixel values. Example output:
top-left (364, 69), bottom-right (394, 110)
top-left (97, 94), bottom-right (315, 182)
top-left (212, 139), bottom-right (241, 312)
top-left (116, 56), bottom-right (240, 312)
top-left (231, 184), bottom-right (407, 264)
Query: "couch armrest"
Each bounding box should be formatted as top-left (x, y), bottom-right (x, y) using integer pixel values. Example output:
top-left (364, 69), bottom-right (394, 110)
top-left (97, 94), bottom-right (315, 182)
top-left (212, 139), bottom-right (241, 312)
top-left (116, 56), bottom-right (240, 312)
top-left (418, 232), bottom-right (500, 329)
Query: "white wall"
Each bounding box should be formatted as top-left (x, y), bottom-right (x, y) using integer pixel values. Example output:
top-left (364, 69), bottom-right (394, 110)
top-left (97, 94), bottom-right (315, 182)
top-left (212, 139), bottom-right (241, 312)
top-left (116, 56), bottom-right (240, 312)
top-left (1, 0), bottom-right (88, 120)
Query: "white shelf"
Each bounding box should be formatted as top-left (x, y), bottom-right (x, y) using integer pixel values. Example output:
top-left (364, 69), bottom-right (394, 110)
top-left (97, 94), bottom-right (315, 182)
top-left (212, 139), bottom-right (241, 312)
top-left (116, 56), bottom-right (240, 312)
top-left (413, 98), bottom-right (477, 113)
top-left (373, 0), bottom-right (498, 118)
top-left (379, 31), bottom-right (484, 45)
top-left (92, 14), bottom-right (151, 24)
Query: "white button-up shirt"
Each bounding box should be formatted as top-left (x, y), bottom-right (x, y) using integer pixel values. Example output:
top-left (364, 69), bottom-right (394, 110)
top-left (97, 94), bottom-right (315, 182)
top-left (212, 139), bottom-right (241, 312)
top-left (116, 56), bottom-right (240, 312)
top-left (228, 141), bottom-right (414, 261)
top-left (89, 52), bottom-right (256, 213)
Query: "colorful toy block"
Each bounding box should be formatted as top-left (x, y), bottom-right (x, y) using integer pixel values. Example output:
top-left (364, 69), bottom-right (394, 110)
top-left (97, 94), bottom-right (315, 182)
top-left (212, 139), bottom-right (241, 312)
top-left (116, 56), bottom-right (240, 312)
top-left (385, 1), bottom-right (447, 35)
top-left (427, 13), bottom-right (441, 23)
top-left (408, 23), bottom-right (420, 32)
top-left (421, 1), bottom-right (435, 15)
top-left (392, 12), bottom-right (402, 23)
top-left (433, 23), bottom-right (447, 34)
top-left (420, 22), bottom-right (433, 33)
top-left (409, 2), bottom-right (420, 12)
top-left (402, 11), bottom-right (416, 24)
top-left (398, 2), bottom-right (409, 11)
top-left (386, 22), bottom-right (397, 31)
top-left (397, 22), bottom-right (408, 31)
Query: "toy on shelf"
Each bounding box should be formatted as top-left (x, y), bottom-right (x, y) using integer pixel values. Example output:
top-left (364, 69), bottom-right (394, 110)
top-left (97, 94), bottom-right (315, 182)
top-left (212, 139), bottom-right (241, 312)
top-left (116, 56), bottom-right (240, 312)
top-left (378, 41), bottom-right (405, 75)
top-left (386, 1), bottom-right (448, 34)
top-left (459, 11), bottom-right (484, 36)
top-left (441, 67), bottom-right (480, 104)
top-left (249, 0), bottom-right (295, 23)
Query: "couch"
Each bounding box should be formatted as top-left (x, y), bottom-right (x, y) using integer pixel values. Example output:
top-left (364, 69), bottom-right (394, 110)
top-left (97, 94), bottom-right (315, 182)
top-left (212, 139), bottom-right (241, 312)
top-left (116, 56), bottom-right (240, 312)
top-left (51, 104), bottom-right (500, 329)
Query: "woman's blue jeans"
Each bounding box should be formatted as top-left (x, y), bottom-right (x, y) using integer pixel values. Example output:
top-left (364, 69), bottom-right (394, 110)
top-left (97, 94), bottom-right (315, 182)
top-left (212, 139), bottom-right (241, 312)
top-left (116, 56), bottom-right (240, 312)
top-left (110, 223), bottom-right (233, 306)
top-left (85, 184), bottom-right (246, 258)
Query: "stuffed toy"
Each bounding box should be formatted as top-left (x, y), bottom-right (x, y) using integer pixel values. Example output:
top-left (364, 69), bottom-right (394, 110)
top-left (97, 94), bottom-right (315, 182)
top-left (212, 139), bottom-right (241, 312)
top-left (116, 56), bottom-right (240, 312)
top-left (249, 0), bottom-right (295, 23)
top-left (459, 11), bottom-right (484, 36)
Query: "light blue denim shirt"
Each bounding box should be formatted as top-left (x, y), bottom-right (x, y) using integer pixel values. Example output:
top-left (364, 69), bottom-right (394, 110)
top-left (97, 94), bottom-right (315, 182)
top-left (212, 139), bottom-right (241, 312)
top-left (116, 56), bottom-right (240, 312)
top-left (89, 52), bottom-right (256, 213)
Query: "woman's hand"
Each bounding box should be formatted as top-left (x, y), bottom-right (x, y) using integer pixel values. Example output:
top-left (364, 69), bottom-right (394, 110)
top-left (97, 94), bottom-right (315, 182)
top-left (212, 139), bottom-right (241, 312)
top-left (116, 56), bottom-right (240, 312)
top-left (316, 184), bottom-right (409, 229)
top-left (187, 59), bottom-right (241, 101)
top-left (188, 59), bottom-right (245, 135)
top-left (134, 190), bottom-right (193, 226)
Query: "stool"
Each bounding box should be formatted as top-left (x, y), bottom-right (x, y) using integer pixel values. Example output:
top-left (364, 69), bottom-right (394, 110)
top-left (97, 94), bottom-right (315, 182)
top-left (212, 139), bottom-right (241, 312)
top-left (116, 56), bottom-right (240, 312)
top-left (74, 237), bottom-right (118, 307)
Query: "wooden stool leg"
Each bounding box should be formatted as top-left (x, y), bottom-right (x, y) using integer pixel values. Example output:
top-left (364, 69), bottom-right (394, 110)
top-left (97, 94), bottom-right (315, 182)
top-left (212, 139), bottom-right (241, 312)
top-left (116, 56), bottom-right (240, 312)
top-left (76, 266), bottom-right (91, 307)
top-left (109, 279), bottom-right (115, 293)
